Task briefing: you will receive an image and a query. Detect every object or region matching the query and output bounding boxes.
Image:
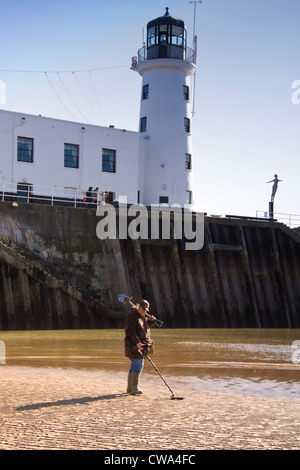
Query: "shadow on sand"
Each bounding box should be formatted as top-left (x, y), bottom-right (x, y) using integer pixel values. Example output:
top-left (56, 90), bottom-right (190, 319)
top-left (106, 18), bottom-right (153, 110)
top-left (16, 393), bottom-right (129, 411)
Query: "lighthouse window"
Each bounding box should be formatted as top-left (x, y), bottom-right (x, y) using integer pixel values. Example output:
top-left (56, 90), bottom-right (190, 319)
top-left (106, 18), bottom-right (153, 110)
top-left (184, 118), bottom-right (190, 133)
top-left (64, 143), bottom-right (79, 168)
top-left (185, 153), bottom-right (192, 170)
top-left (17, 137), bottom-right (33, 163)
top-left (147, 26), bottom-right (156, 47)
top-left (171, 25), bottom-right (184, 46)
top-left (142, 84), bottom-right (149, 100)
top-left (158, 24), bottom-right (168, 44)
top-left (186, 191), bottom-right (192, 205)
top-left (140, 116), bottom-right (147, 132)
top-left (102, 148), bottom-right (116, 173)
top-left (183, 85), bottom-right (189, 101)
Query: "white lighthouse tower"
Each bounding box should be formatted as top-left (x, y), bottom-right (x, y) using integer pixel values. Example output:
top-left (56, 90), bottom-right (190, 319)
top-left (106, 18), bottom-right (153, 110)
top-left (131, 8), bottom-right (196, 208)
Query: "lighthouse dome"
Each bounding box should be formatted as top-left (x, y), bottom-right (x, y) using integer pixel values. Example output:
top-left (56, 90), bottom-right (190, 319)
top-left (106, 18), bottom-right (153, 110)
top-left (147, 7), bottom-right (185, 29)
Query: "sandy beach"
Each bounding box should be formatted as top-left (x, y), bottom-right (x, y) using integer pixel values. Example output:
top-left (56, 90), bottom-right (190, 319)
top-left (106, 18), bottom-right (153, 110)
top-left (1, 365), bottom-right (299, 451)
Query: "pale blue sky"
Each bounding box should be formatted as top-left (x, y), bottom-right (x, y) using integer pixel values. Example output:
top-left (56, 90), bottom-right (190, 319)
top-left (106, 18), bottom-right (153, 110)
top-left (0, 0), bottom-right (299, 221)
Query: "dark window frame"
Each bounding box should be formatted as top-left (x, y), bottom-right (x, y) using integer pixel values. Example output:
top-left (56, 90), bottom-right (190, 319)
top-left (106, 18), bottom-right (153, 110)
top-left (17, 183), bottom-right (32, 203)
top-left (185, 153), bottom-right (192, 170)
top-left (64, 143), bottom-right (79, 169)
top-left (184, 117), bottom-right (190, 133)
top-left (171, 25), bottom-right (184, 46)
top-left (142, 84), bottom-right (149, 100)
top-left (102, 148), bottom-right (116, 173)
top-left (186, 190), bottom-right (192, 205)
top-left (140, 116), bottom-right (147, 132)
top-left (147, 26), bottom-right (156, 47)
top-left (147, 24), bottom-right (185, 48)
top-left (183, 85), bottom-right (189, 101)
top-left (17, 137), bottom-right (34, 163)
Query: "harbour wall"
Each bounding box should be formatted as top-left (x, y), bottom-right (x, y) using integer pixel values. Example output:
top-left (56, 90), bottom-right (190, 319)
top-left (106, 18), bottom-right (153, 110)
top-left (0, 202), bottom-right (299, 329)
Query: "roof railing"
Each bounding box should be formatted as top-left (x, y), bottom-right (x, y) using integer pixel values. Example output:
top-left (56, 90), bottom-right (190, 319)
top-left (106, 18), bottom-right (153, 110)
top-left (137, 45), bottom-right (196, 64)
top-left (256, 210), bottom-right (300, 228)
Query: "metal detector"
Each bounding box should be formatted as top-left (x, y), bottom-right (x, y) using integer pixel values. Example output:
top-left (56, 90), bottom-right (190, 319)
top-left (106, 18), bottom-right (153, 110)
top-left (142, 352), bottom-right (184, 400)
top-left (119, 294), bottom-right (184, 399)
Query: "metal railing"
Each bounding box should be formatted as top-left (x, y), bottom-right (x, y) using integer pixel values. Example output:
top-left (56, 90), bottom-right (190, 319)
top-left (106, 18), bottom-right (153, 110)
top-left (137, 45), bottom-right (196, 64)
top-left (256, 210), bottom-right (300, 228)
top-left (0, 182), bottom-right (108, 208)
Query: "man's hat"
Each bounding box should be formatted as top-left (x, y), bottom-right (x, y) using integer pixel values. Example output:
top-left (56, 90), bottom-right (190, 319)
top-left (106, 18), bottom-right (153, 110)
top-left (139, 299), bottom-right (150, 312)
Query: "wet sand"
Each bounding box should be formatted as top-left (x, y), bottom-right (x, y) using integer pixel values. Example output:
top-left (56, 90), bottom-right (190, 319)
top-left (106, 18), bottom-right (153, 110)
top-left (1, 365), bottom-right (299, 450)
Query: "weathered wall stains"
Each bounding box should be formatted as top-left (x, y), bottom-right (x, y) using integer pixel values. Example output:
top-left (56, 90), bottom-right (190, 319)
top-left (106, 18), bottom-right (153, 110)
top-left (0, 202), bottom-right (299, 329)
top-left (0, 238), bottom-right (125, 330)
top-left (120, 218), bottom-right (300, 328)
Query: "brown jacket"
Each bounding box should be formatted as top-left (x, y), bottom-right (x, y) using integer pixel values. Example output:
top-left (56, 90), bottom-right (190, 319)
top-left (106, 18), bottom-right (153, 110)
top-left (124, 307), bottom-right (154, 359)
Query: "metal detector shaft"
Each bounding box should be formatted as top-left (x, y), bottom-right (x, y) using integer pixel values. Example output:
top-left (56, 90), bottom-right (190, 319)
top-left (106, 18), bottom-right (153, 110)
top-left (143, 353), bottom-right (176, 397)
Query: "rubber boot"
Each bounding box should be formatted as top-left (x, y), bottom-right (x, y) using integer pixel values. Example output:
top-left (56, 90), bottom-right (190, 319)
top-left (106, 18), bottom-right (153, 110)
top-left (126, 372), bottom-right (133, 394)
top-left (131, 372), bottom-right (143, 395)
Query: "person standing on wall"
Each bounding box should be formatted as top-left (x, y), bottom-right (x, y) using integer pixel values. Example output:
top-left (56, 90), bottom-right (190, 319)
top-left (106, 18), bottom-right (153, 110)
top-left (124, 299), bottom-right (156, 395)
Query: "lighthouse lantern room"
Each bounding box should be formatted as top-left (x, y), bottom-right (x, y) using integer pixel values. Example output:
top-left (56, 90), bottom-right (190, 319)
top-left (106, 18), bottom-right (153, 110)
top-left (146, 7), bottom-right (186, 60)
top-left (132, 8), bottom-right (196, 208)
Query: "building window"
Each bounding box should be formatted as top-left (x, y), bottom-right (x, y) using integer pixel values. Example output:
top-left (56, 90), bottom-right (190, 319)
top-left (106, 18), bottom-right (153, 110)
top-left (183, 85), bottom-right (189, 101)
top-left (17, 183), bottom-right (32, 203)
top-left (186, 190), bottom-right (192, 205)
top-left (140, 116), bottom-right (147, 132)
top-left (64, 143), bottom-right (79, 168)
top-left (184, 117), bottom-right (190, 133)
top-left (142, 84), bottom-right (149, 100)
top-left (102, 148), bottom-right (116, 173)
top-left (17, 137), bottom-right (33, 163)
top-left (185, 153), bottom-right (192, 170)
top-left (159, 196), bottom-right (169, 204)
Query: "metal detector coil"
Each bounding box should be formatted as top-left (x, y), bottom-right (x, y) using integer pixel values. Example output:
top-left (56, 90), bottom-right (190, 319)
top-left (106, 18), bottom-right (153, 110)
top-left (142, 352), bottom-right (184, 400)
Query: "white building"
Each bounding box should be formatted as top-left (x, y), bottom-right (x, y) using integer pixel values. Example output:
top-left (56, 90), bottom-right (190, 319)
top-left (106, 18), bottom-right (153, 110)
top-left (0, 109), bottom-right (139, 205)
top-left (0, 9), bottom-right (195, 208)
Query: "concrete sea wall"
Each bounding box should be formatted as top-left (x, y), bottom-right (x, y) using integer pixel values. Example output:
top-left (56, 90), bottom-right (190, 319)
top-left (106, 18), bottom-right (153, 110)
top-left (0, 202), bottom-right (299, 329)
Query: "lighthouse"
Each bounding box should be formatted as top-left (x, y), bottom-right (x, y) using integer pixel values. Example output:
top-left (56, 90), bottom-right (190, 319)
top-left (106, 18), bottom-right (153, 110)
top-left (131, 8), bottom-right (196, 208)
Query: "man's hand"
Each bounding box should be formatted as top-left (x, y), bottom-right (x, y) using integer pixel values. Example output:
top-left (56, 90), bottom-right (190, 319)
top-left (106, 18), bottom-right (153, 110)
top-left (136, 342), bottom-right (143, 350)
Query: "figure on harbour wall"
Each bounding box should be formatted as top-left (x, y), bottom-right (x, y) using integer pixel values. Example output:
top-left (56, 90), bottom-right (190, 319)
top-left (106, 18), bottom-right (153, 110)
top-left (266, 174), bottom-right (283, 202)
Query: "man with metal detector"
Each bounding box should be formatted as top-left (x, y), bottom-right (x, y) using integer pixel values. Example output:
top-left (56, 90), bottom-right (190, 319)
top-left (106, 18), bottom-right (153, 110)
top-left (124, 299), bottom-right (156, 396)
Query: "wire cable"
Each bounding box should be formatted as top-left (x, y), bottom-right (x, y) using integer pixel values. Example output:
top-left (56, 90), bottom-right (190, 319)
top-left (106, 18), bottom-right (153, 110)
top-left (2, 64), bottom-right (128, 125)
top-left (72, 71), bottom-right (104, 125)
top-left (0, 65), bottom-right (128, 74)
top-left (88, 70), bottom-right (108, 126)
top-left (57, 72), bottom-right (90, 123)
top-left (44, 72), bottom-right (77, 121)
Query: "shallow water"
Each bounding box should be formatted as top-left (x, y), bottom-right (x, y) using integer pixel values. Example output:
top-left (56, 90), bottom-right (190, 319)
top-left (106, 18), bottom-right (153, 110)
top-left (1, 329), bottom-right (299, 398)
